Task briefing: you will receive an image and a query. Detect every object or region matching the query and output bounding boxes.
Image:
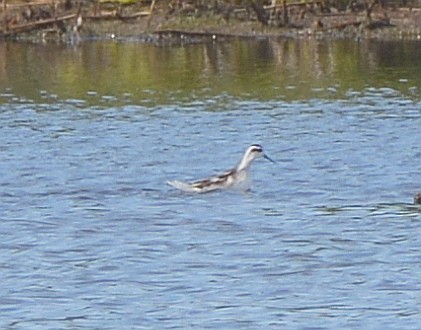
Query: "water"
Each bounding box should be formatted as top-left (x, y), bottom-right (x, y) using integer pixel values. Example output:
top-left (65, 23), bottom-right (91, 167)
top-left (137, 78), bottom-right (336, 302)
top-left (0, 39), bottom-right (420, 329)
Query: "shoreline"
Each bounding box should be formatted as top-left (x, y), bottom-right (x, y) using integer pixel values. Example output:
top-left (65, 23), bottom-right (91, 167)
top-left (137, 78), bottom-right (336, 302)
top-left (1, 1), bottom-right (421, 43)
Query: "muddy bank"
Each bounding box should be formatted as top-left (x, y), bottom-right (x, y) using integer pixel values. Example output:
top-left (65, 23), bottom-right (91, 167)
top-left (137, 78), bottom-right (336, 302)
top-left (2, 1), bottom-right (421, 43)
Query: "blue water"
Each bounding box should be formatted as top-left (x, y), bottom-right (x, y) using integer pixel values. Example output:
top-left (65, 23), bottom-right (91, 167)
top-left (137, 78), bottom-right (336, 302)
top-left (1, 41), bottom-right (421, 329)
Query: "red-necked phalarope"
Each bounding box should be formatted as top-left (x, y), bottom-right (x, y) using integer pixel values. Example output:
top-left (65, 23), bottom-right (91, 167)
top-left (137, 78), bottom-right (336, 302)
top-left (167, 144), bottom-right (275, 193)
top-left (414, 193), bottom-right (421, 204)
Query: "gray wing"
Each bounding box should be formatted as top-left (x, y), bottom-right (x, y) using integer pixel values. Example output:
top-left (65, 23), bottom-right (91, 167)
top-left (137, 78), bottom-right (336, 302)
top-left (189, 169), bottom-right (235, 192)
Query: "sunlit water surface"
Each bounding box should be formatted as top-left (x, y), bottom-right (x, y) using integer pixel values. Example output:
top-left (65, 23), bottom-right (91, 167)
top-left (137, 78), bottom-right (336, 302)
top-left (1, 39), bottom-right (420, 329)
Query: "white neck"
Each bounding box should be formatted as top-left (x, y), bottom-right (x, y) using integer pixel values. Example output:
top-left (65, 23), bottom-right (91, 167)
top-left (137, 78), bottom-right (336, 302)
top-left (236, 152), bottom-right (255, 172)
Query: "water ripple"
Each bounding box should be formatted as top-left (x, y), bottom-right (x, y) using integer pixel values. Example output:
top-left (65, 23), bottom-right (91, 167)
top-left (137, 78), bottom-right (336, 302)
top-left (1, 81), bottom-right (421, 329)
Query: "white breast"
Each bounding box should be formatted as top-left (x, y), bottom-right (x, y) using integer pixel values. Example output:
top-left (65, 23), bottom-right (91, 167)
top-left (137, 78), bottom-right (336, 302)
top-left (229, 170), bottom-right (251, 191)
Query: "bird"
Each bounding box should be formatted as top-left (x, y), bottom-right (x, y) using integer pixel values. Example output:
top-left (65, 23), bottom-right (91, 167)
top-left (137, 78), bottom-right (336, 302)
top-left (167, 144), bottom-right (274, 193)
top-left (414, 192), bottom-right (421, 205)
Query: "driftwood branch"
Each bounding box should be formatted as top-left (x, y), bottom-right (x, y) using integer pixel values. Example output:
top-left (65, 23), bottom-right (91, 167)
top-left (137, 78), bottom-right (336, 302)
top-left (251, 1), bottom-right (269, 25)
top-left (1, 13), bottom-right (75, 36)
top-left (146, 0), bottom-right (156, 27)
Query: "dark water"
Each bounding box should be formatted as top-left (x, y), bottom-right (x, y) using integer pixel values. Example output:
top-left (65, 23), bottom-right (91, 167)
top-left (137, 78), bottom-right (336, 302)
top-left (0, 39), bottom-right (420, 329)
